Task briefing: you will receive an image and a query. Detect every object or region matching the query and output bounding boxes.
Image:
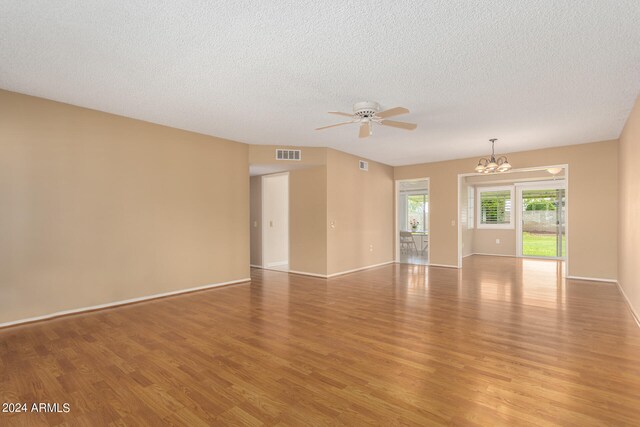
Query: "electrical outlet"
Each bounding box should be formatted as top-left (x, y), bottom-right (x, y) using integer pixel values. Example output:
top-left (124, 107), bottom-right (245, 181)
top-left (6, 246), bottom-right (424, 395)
top-left (369, 244), bottom-right (374, 252)
top-left (329, 220), bottom-right (336, 229)
top-left (253, 221), bottom-right (258, 228)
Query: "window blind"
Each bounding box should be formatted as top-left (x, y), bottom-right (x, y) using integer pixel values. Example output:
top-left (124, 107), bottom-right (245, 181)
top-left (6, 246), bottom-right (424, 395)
top-left (479, 190), bottom-right (511, 224)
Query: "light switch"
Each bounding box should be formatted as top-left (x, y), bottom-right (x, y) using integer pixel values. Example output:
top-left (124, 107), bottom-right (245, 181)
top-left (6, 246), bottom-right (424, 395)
top-left (253, 221), bottom-right (258, 228)
top-left (451, 220), bottom-right (456, 226)
top-left (496, 238), bottom-right (500, 244)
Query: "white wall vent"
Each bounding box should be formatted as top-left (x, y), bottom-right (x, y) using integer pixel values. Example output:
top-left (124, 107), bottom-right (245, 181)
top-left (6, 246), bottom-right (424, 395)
top-left (275, 149), bottom-right (301, 161)
top-left (359, 160), bottom-right (369, 171)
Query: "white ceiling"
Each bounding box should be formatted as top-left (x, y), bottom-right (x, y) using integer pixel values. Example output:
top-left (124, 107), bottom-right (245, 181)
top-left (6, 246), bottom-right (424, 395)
top-left (1, 1), bottom-right (639, 166)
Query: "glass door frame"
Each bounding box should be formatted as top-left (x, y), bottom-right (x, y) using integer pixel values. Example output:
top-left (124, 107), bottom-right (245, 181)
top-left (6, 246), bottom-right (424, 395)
top-left (406, 192), bottom-right (429, 233)
top-left (515, 180), bottom-right (567, 260)
top-left (394, 177), bottom-right (430, 265)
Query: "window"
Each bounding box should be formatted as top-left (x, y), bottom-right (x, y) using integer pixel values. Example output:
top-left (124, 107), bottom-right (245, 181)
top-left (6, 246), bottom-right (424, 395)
top-left (407, 193), bottom-right (428, 232)
top-left (477, 186), bottom-right (513, 228)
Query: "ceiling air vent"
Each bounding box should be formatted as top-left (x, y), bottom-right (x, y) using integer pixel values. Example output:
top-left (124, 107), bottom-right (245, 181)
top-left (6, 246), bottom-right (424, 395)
top-left (275, 149), bottom-right (301, 161)
top-left (359, 160), bottom-right (369, 171)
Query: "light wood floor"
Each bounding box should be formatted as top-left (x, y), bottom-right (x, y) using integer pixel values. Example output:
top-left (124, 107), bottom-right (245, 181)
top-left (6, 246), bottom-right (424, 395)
top-left (399, 251), bottom-right (428, 265)
top-left (1, 255), bottom-right (640, 426)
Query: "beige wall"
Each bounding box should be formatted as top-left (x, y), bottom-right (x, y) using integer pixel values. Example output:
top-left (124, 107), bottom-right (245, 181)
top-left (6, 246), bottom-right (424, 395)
top-left (0, 90), bottom-right (250, 324)
top-left (249, 145), bottom-right (327, 166)
top-left (473, 229), bottom-right (517, 256)
top-left (327, 149), bottom-right (394, 275)
top-left (289, 167), bottom-right (327, 275)
top-left (250, 168), bottom-right (328, 275)
top-left (249, 176), bottom-right (262, 266)
top-left (2, 87), bottom-right (627, 327)
top-left (618, 96), bottom-right (640, 318)
top-left (249, 145), bottom-right (329, 275)
top-left (250, 147), bottom-right (394, 276)
top-left (395, 140), bottom-right (618, 279)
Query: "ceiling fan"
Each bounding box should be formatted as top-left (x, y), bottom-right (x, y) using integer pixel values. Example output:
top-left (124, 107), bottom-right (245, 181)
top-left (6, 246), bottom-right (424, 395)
top-left (316, 101), bottom-right (417, 138)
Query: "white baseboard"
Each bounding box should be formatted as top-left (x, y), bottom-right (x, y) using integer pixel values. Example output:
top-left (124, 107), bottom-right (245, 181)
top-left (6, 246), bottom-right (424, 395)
top-left (288, 261), bottom-right (394, 279)
top-left (288, 270), bottom-right (328, 278)
top-left (427, 263), bottom-right (460, 269)
top-left (326, 261), bottom-right (394, 278)
top-left (251, 264), bottom-right (293, 273)
top-left (468, 252), bottom-right (517, 258)
top-left (617, 281), bottom-right (640, 329)
top-left (0, 277), bottom-right (252, 329)
top-left (254, 266), bottom-right (292, 273)
top-left (265, 261), bottom-right (288, 268)
top-left (566, 275), bottom-right (617, 283)
top-left (393, 260), bottom-right (459, 269)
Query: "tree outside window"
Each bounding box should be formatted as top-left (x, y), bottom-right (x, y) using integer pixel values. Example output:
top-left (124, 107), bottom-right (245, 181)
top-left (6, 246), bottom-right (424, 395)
top-left (407, 194), bottom-right (428, 232)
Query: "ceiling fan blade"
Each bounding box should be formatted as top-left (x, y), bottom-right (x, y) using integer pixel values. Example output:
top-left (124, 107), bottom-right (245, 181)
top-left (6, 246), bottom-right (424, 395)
top-left (380, 119), bottom-right (417, 130)
top-left (328, 111), bottom-right (354, 118)
top-left (315, 121), bottom-right (353, 130)
top-left (359, 122), bottom-right (371, 138)
top-left (377, 107), bottom-right (409, 119)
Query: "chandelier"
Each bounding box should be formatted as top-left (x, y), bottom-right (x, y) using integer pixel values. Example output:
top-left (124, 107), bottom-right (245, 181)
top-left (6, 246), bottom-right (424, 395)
top-left (474, 138), bottom-right (512, 173)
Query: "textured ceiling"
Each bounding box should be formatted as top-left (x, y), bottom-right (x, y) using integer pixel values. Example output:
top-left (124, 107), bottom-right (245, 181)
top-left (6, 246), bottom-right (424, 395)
top-left (1, 1), bottom-right (639, 166)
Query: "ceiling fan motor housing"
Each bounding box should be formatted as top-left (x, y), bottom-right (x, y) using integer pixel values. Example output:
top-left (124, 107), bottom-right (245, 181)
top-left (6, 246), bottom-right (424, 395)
top-left (315, 101), bottom-right (416, 137)
top-left (353, 101), bottom-right (380, 118)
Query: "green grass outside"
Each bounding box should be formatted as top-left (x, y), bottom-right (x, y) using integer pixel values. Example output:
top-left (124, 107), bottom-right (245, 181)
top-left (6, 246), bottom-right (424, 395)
top-left (522, 232), bottom-right (566, 257)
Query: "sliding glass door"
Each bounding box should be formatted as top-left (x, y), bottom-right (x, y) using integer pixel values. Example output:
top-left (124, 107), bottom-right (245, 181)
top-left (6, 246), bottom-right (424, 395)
top-left (517, 184), bottom-right (566, 259)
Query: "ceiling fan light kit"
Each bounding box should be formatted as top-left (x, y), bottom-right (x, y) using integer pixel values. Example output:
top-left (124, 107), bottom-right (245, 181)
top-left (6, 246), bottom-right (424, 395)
top-left (474, 138), bottom-right (512, 173)
top-left (316, 101), bottom-right (417, 138)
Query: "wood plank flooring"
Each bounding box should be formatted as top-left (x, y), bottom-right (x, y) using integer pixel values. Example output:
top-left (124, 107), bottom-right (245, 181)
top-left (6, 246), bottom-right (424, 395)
top-left (1, 255), bottom-right (640, 426)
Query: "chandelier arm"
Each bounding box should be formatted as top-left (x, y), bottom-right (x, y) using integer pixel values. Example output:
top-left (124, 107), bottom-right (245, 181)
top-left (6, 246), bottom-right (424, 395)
top-left (474, 139), bottom-right (511, 173)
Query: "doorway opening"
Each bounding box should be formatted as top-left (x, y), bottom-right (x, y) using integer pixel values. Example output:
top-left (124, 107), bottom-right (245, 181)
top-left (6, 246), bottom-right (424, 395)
top-left (457, 165), bottom-right (569, 273)
top-left (261, 173), bottom-right (289, 271)
top-left (396, 179), bottom-right (429, 265)
top-left (516, 183), bottom-right (566, 259)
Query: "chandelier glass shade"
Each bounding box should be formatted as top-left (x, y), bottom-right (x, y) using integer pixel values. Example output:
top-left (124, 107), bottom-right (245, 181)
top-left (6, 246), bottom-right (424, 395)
top-left (474, 139), bottom-right (512, 173)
